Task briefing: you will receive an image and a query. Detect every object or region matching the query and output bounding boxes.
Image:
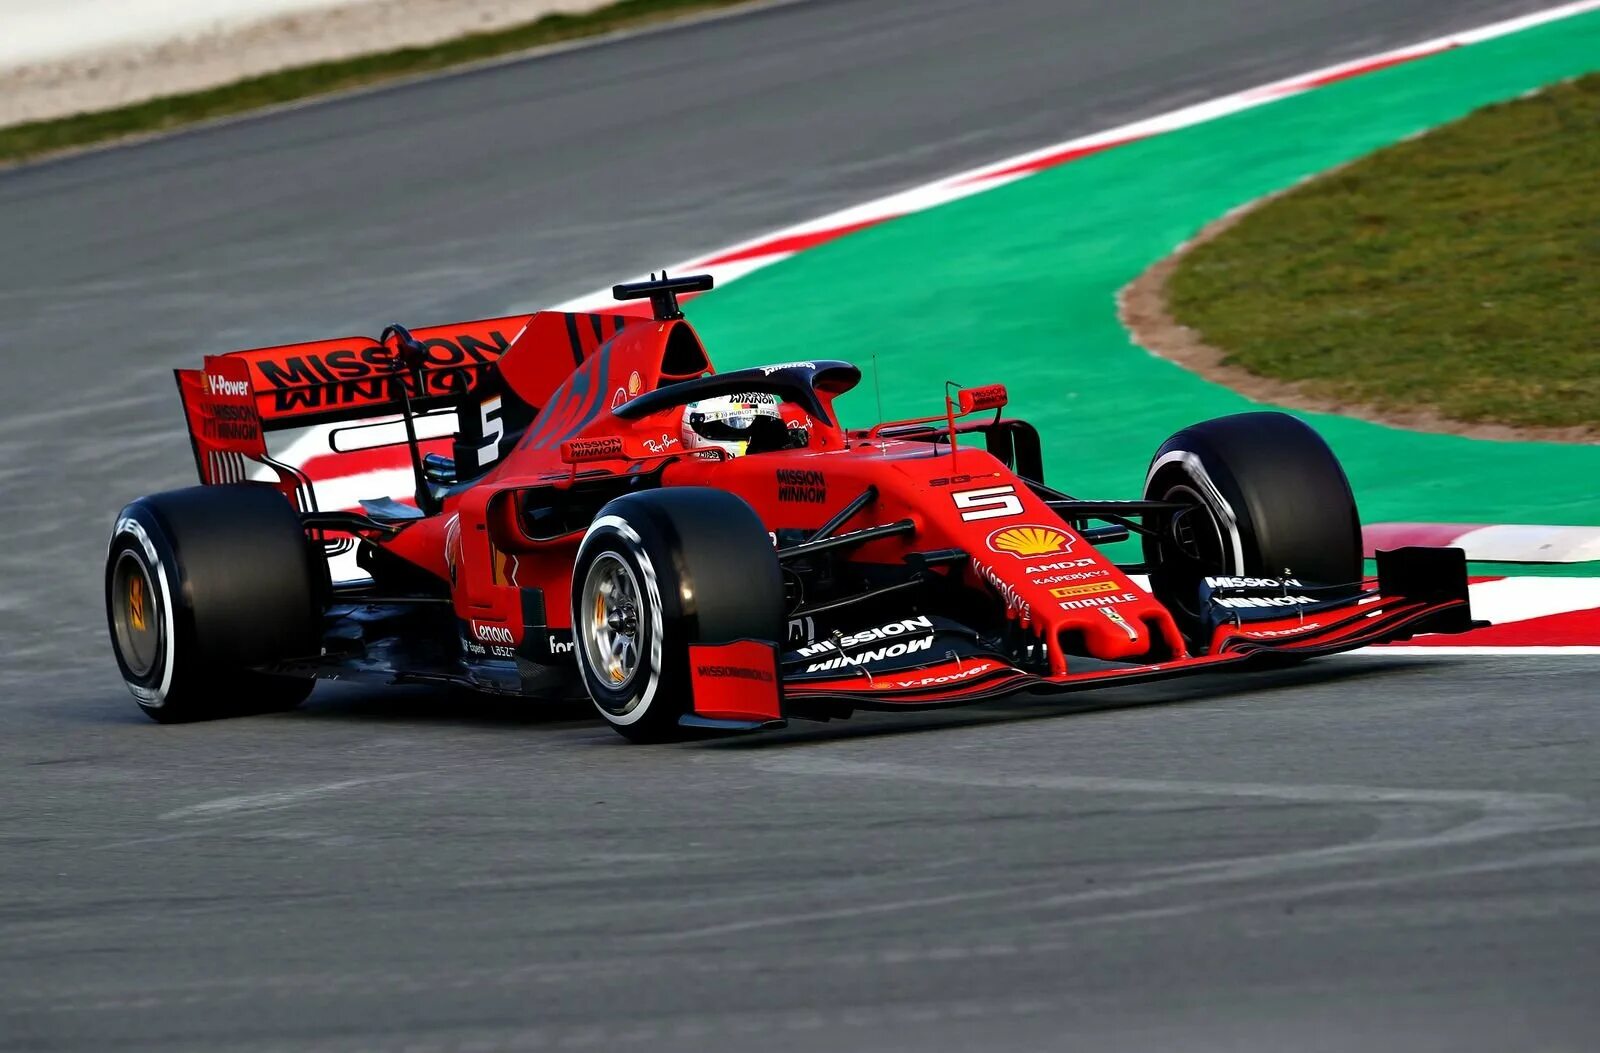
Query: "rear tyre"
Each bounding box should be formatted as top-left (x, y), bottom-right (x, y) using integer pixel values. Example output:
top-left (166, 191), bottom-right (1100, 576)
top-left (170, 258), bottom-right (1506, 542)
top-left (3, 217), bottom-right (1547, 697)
top-left (105, 484), bottom-right (323, 723)
top-left (1142, 412), bottom-right (1362, 640)
top-left (571, 488), bottom-right (783, 743)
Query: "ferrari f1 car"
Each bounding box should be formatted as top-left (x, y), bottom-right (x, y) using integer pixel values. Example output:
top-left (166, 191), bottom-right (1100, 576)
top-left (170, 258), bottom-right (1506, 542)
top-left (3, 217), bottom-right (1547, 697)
top-left (105, 274), bottom-right (1478, 740)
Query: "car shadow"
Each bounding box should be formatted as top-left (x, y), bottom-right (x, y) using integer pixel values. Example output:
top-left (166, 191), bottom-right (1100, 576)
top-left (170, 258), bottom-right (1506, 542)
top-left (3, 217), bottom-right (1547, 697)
top-left (294, 683), bottom-right (597, 730)
top-left (699, 655), bottom-right (1436, 750)
top-left (67, 682), bottom-right (597, 731)
top-left (78, 655), bottom-right (1444, 741)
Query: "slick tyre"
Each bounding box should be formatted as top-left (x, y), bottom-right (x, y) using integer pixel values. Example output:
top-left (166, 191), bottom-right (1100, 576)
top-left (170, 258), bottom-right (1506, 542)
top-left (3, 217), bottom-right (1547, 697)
top-left (1142, 411), bottom-right (1362, 639)
top-left (106, 484), bottom-right (323, 723)
top-left (572, 488), bottom-right (783, 743)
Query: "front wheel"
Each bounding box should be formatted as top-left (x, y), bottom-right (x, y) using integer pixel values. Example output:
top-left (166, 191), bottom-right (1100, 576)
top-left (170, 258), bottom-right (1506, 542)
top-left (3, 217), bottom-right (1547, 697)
top-left (1142, 412), bottom-right (1362, 640)
top-left (571, 488), bottom-right (784, 743)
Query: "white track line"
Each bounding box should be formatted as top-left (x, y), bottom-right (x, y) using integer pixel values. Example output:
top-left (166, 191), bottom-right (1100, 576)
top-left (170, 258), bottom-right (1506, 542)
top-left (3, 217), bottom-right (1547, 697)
top-left (554, 0), bottom-right (1600, 310)
top-left (1453, 524), bottom-right (1600, 563)
top-left (1464, 577), bottom-right (1600, 624)
top-left (1352, 646), bottom-right (1600, 657)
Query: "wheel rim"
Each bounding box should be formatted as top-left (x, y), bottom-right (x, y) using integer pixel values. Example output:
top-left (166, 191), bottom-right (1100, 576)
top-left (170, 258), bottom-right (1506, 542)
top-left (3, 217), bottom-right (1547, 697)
top-left (579, 552), bottom-right (644, 694)
top-left (110, 550), bottom-right (161, 678)
top-left (1165, 483), bottom-right (1228, 570)
top-left (1161, 481), bottom-right (1232, 623)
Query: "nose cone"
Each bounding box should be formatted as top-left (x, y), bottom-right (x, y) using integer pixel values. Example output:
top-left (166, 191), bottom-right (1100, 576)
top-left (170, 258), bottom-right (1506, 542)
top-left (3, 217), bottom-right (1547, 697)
top-left (1076, 604), bottom-right (1148, 660)
top-left (1048, 582), bottom-right (1163, 661)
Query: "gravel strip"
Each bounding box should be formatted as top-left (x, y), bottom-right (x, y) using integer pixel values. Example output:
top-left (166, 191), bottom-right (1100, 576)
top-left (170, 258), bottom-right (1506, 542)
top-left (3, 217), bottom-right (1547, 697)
top-left (1, 0), bottom-right (607, 127)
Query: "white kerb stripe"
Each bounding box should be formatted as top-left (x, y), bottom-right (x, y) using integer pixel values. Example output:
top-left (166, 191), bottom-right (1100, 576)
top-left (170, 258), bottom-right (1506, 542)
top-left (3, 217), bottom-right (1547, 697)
top-left (1451, 524), bottom-right (1600, 564)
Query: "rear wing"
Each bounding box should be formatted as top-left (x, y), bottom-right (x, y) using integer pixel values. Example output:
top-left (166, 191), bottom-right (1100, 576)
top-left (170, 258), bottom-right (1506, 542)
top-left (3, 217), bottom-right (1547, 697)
top-left (222, 315), bottom-right (530, 433)
top-left (174, 311), bottom-right (636, 515)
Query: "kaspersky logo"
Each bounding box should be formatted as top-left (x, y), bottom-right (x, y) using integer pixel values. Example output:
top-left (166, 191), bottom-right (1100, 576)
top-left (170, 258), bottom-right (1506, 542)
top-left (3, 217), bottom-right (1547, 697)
top-left (987, 524), bottom-right (1073, 559)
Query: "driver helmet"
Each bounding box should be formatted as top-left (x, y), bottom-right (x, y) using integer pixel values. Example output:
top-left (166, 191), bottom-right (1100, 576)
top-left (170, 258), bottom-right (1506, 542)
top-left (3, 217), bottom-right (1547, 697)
top-left (680, 392), bottom-right (785, 458)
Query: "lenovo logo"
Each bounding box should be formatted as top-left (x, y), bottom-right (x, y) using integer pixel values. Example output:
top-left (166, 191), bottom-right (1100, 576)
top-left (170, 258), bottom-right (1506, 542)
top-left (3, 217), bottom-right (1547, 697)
top-left (472, 623), bottom-right (515, 644)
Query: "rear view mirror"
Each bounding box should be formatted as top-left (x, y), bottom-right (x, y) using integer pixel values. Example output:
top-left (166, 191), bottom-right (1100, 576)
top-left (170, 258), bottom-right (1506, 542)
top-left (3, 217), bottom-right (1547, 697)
top-left (956, 384), bottom-right (1008, 414)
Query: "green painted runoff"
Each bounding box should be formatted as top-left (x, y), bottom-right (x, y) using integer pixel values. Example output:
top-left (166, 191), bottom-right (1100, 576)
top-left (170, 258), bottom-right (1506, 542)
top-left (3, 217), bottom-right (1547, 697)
top-left (685, 10), bottom-right (1600, 535)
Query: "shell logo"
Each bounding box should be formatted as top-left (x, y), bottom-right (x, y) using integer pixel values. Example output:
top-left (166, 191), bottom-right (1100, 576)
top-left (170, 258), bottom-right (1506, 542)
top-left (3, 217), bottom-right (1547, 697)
top-left (987, 524), bottom-right (1073, 559)
top-left (627, 370), bottom-right (643, 397)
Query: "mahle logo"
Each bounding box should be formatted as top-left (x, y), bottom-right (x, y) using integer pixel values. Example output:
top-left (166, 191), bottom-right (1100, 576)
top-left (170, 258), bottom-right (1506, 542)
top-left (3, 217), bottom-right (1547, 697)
top-left (987, 525), bottom-right (1072, 559)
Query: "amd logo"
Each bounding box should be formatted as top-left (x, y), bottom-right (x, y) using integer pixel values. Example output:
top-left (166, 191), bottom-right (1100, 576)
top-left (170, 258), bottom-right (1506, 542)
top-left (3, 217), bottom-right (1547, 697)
top-left (1024, 558), bottom-right (1097, 574)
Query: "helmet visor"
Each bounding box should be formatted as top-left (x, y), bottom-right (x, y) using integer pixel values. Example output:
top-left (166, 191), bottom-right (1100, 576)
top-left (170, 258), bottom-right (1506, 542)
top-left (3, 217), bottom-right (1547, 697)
top-left (689, 412), bottom-right (757, 442)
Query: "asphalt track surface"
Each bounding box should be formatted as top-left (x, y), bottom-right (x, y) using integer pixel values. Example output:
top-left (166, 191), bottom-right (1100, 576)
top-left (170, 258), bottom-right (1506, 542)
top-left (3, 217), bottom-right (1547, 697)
top-left (2, 1), bottom-right (1597, 1050)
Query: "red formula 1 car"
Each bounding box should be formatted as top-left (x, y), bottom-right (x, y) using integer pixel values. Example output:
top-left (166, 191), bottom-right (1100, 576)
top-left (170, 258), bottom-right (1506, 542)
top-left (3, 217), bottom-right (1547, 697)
top-left (104, 274), bottom-right (1478, 740)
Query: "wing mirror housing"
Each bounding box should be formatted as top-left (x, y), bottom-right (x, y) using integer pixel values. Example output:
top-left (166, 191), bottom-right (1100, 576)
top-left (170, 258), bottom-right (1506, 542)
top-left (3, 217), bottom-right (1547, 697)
top-left (955, 384), bottom-right (1008, 414)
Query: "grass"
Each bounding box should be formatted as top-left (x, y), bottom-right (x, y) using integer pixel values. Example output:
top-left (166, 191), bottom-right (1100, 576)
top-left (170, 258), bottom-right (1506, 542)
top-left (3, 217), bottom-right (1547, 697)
top-left (1167, 72), bottom-right (1600, 432)
top-left (0, 0), bottom-right (756, 166)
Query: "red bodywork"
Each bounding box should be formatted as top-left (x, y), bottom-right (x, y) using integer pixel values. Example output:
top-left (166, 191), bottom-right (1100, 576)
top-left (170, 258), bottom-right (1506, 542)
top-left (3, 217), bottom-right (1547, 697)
top-left (174, 304), bottom-right (1477, 727)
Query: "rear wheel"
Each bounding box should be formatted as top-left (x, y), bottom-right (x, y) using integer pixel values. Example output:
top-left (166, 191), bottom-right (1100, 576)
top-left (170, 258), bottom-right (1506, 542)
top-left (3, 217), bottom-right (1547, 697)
top-left (571, 488), bottom-right (783, 743)
top-left (1142, 412), bottom-right (1362, 639)
top-left (105, 484), bottom-right (323, 722)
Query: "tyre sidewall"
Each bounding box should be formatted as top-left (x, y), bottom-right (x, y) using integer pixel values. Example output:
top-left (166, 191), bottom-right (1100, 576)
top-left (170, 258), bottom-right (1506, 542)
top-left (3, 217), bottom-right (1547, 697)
top-left (570, 489), bottom-right (784, 741)
top-left (571, 514), bottom-right (678, 731)
top-left (106, 507), bottom-right (187, 717)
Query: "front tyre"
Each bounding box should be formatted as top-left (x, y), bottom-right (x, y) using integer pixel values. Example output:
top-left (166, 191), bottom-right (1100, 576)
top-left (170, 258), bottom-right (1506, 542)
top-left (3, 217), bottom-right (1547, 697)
top-left (1142, 411), bottom-right (1362, 640)
top-left (106, 484), bottom-right (323, 722)
top-left (572, 488), bottom-right (783, 743)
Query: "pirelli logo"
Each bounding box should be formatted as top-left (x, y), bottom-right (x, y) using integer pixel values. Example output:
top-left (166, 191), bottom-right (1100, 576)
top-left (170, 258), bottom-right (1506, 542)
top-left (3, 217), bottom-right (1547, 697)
top-left (1049, 581), bottom-right (1120, 599)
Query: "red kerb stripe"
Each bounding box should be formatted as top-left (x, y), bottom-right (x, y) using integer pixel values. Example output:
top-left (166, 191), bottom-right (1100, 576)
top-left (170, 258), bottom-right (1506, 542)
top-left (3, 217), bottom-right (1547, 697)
top-left (700, 219), bottom-right (887, 266)
top-left (1290, 45), bottom-right (1456, 92)
top-left (958, 134), bottom-right (1148, 184)
top-left (1381, 605), bottom-right (1600, 647)
top-left (1363, 522), bottom-right (1475, 554)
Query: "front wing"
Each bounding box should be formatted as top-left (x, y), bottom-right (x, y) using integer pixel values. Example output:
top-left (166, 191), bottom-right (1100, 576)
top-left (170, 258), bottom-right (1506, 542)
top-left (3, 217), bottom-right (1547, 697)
top-left (682, 546), bottom-right (1478, 731)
